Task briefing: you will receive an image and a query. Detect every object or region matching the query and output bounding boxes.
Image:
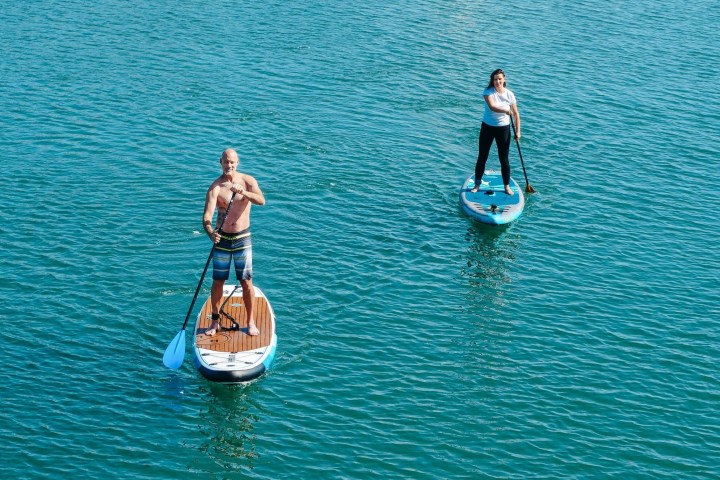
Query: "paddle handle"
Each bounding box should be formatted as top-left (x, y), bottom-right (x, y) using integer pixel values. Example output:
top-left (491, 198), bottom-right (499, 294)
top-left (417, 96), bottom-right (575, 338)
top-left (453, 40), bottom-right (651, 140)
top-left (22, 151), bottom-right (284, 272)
top-left (179, 191), bottom-right (237, 331)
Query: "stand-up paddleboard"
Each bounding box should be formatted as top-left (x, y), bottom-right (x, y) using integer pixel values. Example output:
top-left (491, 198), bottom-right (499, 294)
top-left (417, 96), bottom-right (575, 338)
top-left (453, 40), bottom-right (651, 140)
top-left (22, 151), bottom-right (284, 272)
top-left (193, 285), bottom-right (277, 384)
top-left (459, 170), bottom-right (525, 225)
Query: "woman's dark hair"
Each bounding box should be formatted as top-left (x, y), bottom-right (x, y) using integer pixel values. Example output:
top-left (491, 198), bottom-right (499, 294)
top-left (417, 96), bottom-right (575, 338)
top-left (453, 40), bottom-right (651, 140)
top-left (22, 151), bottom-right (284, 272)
top-left (486, 69), bottom-right (506, 89)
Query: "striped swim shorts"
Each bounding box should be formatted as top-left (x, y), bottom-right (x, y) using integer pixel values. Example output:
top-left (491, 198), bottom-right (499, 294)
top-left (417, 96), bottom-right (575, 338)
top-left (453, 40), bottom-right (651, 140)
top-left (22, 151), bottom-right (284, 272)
top-left (212, 228), bottom-right (253, 281)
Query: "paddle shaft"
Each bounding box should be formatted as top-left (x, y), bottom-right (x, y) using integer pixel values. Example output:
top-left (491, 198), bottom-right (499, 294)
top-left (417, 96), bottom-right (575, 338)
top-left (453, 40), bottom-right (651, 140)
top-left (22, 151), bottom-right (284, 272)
top-left (179, 192), bottom-right (237, 332)
top-left (509, 116), bottom-right (531, 186)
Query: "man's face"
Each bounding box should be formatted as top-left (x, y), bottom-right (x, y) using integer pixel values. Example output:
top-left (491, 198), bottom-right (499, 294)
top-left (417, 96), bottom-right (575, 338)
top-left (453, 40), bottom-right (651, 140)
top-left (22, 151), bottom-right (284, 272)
top-left (221, 154), bottom-right (239, 175)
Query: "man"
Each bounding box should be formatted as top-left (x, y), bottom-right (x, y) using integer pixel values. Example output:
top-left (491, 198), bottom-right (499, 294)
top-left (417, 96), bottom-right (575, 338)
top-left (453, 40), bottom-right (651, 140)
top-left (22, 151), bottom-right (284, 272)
top-left (202, 148), bottom-right (265, 336)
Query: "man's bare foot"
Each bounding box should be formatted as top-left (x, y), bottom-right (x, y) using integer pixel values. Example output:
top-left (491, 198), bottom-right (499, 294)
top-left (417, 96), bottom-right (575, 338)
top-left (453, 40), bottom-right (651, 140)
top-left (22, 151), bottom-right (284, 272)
top-left (248, 321), bottom-right (260, 336)
top-left (205, 320), bottom-right (219, 336)
top-left (504, 186), bottom-right (514, 195)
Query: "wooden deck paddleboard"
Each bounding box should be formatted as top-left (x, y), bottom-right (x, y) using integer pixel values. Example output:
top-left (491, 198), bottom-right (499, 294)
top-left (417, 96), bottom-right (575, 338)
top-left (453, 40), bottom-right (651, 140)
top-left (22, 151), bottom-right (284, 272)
top-left (192, 285), bottom-right (277, 384)
top-left (459, 171), bottom-right (525, 225)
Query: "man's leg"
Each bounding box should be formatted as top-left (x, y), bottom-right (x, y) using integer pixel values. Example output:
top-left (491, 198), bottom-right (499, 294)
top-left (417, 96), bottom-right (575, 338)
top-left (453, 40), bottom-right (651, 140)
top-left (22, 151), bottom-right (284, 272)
top-left (241, 278), bottom-right (258, 336)
top-left (207, 279), bottom-right (225, 336)
top-left (208, 245), bottom-right (232, 336)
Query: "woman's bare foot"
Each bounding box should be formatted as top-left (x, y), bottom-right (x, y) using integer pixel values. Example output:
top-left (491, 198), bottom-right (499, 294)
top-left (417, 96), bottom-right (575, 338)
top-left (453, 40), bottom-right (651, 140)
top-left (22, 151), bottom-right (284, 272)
top-left (470, 185), bottom-right (480, 193)
top-left (504, 186), bottom-right (514, 195)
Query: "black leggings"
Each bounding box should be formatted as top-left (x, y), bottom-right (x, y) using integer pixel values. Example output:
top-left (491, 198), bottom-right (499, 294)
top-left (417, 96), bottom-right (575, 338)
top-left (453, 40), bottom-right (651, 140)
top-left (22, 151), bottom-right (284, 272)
top-left (475, 122), bottom-right (511, 186)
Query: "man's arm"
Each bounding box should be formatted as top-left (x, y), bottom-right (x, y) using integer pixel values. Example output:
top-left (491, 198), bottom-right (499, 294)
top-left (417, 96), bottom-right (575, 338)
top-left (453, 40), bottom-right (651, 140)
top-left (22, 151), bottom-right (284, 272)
top-left (203, 187), bottom-right (220, 241)
top-left (233, 176), bottom-right (265, 206)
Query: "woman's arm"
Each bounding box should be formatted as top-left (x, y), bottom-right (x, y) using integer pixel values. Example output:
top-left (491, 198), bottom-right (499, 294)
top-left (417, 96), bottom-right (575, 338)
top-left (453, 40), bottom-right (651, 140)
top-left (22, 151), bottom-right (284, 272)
top-left (509, 103), bottom-right (521, 140)
top-left (484, 94), bottom-right (509, 113)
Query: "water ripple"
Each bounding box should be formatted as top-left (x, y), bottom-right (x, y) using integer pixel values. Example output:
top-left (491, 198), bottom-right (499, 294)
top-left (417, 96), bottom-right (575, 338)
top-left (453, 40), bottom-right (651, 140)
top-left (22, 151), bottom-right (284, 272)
top-left (2, 0), bottom-right (720, 478)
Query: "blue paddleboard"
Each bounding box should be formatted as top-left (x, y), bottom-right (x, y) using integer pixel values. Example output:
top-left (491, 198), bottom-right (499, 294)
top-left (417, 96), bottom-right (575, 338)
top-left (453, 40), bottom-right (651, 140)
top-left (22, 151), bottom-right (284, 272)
top-left (459, 171), bottom-right (524, 225)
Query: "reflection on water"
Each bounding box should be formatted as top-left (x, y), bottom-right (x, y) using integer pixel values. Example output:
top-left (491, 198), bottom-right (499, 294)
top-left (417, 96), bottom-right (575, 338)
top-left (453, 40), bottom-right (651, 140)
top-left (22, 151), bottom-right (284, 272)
top-left (452, 221), bottom-right (524, 389)
top-left (460, 222), bottom-right (521, 312)
top-left (161, 373), bottom-right (188, 413)
top-left (460, 222), bottom-right (520, 317)
top-left (193, 383), bottom-right (260, 470)
top-left (455, 221), bottom-right (524, 382)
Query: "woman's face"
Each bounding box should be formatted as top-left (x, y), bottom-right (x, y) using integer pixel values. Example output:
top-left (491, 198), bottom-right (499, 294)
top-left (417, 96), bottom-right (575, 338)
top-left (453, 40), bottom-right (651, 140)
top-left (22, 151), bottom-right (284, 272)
top-left (493, 73), bottom-right (505, 88)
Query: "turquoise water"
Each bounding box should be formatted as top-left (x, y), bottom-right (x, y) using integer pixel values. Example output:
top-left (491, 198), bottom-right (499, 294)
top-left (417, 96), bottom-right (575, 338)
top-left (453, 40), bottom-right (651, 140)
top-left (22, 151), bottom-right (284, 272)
top-left (2, 1), bottom-right (719, 478)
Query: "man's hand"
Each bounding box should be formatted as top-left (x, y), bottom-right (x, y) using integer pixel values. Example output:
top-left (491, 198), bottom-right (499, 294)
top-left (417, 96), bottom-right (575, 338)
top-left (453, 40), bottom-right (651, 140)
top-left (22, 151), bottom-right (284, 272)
top-left (231, 183), bottom-right (245, 195)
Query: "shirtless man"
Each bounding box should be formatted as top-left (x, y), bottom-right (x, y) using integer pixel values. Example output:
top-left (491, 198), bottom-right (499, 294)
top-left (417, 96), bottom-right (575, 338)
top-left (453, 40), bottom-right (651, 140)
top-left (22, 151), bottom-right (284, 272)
top-left (202, 148), bottom-right (265, 336)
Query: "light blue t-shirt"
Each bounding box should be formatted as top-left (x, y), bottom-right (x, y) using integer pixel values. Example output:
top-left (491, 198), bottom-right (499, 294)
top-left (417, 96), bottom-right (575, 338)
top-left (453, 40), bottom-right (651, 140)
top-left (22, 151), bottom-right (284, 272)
top-left (482, 87), bottom-right (516, 127)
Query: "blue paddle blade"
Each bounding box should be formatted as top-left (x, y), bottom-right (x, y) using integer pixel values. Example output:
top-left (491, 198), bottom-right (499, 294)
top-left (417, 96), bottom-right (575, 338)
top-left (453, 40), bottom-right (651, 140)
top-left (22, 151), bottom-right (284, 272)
top-left (163, 330), bottom-right (186, 369)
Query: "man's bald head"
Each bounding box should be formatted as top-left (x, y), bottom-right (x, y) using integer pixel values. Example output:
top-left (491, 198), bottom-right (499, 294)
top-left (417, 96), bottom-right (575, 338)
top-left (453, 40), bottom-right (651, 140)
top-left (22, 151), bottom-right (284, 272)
top-left (221, 148), bottom-right (239, 163)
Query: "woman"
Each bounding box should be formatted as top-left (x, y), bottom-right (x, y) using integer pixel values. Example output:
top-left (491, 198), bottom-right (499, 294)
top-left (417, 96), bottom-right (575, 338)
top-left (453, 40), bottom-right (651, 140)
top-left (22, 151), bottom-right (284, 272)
top-left (471, 69), bottom-right (521, 195)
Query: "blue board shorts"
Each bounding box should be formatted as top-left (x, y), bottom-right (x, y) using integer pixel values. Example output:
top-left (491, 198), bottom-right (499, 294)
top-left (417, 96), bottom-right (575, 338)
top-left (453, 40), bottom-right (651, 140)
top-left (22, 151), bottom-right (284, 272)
top-left (212, 229), bottom-right (253, 281)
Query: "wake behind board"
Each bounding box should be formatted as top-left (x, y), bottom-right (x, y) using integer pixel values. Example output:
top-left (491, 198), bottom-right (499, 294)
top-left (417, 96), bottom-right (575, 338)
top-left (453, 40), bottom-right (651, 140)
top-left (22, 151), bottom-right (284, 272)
top-left (193, 285), bottom-right (277, 384)
top-left (459, 171), bottom-right (525, 225)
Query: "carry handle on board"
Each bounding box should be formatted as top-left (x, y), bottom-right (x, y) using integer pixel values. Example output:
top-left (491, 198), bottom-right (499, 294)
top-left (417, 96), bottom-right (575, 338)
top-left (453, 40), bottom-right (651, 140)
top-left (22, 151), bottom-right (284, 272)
top-left (163, 192), bottom-right (237, 369)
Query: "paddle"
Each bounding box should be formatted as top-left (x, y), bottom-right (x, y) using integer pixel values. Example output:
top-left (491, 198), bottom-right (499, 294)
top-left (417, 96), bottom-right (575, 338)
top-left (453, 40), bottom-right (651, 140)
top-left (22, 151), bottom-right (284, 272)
top-left (163, 192), bottom-right (237, 369)
top-left (510, 115), bottom-right (536, 193)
